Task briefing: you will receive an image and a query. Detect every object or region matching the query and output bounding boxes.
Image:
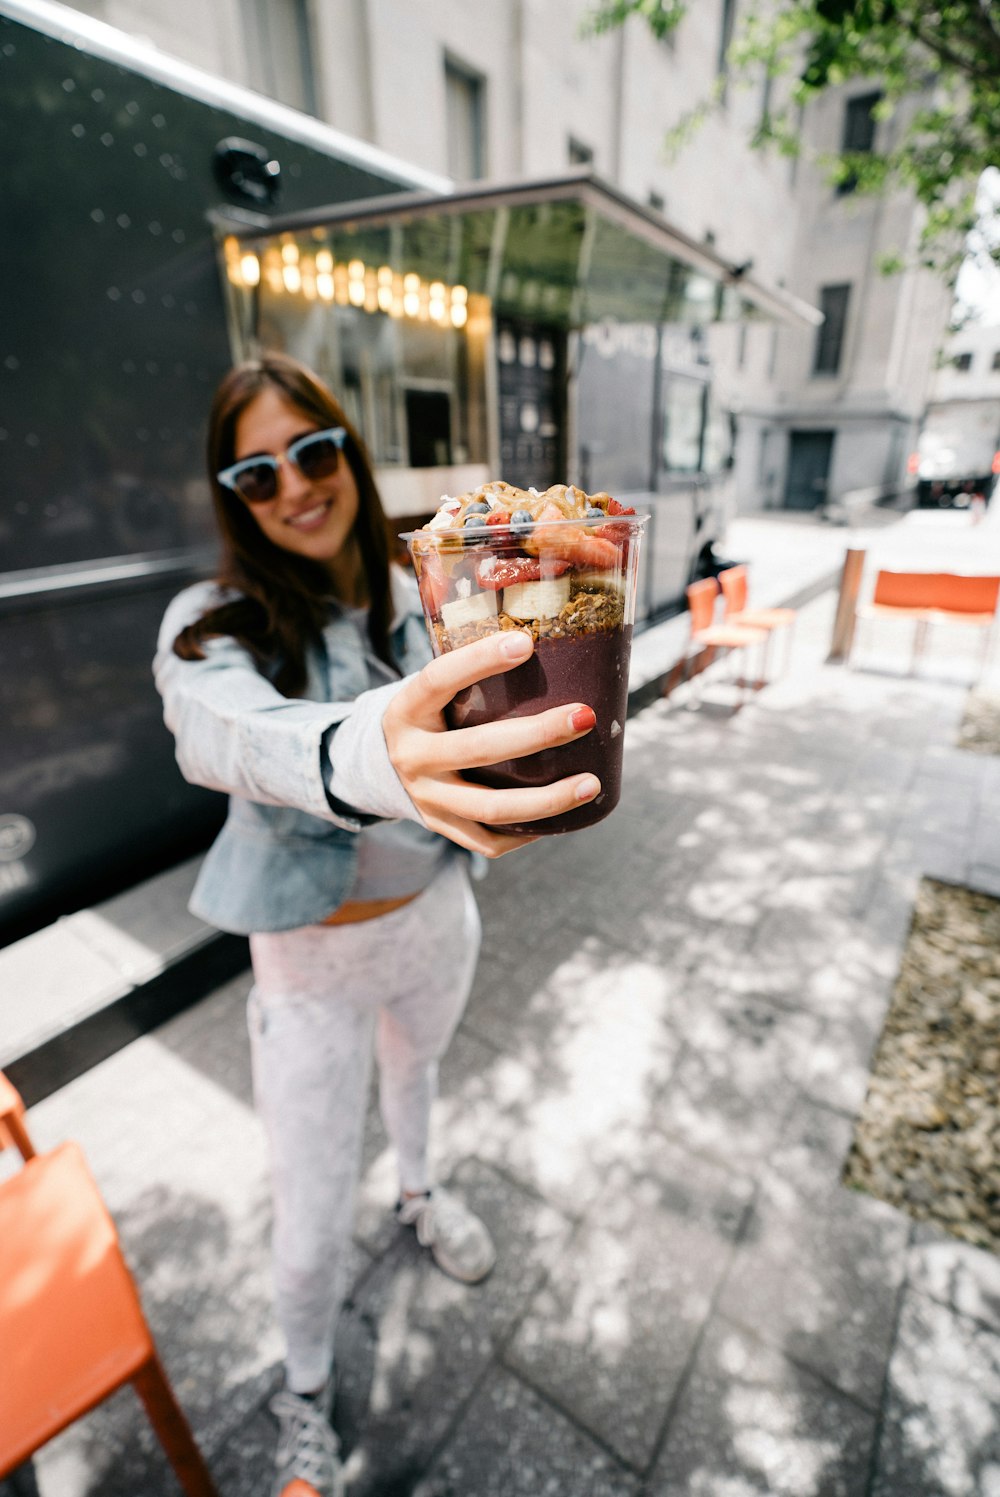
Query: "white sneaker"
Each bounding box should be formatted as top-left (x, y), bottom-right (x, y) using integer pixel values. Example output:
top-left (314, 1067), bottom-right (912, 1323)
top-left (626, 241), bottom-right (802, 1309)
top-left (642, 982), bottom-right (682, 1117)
top-left (269, 1381), bottom-right (344, 1497)
top-left (395, 1187), bottom-right (496, 1283)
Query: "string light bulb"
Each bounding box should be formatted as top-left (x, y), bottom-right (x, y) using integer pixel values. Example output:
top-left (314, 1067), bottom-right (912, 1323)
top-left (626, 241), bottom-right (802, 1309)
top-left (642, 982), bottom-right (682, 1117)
top-left (246, 243), bottom-right (473, 330)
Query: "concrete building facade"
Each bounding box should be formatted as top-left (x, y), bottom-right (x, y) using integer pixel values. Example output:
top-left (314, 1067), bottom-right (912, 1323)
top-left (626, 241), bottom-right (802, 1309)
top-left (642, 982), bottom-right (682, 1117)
top-left (58, 0), bottom-right (953, 515)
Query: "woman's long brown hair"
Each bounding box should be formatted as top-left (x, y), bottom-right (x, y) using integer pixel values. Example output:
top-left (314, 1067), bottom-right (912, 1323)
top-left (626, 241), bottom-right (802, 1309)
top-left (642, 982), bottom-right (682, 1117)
top-left (172, 353), bottom-right (395, 696)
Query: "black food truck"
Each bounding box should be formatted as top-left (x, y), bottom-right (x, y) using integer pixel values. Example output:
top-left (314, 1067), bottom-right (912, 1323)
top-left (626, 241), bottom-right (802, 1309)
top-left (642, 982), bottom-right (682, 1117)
top-left (0, 0), bottom-right (817, 946)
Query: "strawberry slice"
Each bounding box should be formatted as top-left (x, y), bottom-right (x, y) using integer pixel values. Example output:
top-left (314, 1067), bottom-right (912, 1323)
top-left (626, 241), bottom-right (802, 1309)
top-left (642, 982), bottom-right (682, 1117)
top-left (524, 503), bottom-right (620, 570)
top-left (474, 554), bottom-right (571, 590)
top-left (417, 551), bottom-right (449, 616)
top-left (596, 499), bottom-right (637, 551)
top-left (485, 510), bottom-right (512, 527)
top-left (594, 521), bottom-right (630, 547)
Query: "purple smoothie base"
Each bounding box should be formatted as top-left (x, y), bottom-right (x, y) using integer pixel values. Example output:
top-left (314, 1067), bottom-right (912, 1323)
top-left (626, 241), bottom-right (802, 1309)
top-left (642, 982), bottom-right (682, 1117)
top-left (445, 626), bottom-right (633, 834)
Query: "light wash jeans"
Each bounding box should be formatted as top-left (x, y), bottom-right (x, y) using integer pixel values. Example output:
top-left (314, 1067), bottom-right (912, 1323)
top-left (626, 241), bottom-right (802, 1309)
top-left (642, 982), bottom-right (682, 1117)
top-left (247, 857), bottom-right (481, 1392)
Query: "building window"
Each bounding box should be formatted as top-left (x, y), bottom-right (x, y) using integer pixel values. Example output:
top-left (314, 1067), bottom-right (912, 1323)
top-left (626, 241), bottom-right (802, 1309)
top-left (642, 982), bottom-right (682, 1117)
top-left (991, 350), bottom-right (1000, 371)
top-left (953, 352), bottom-right (973, 372)
top-left (648, 190), bottom-right (666, 214)
top-left (813, 284), bottom-right (851, 375)
top-left (837, 91), bottom-right (881, 195)
top-left (445, 56), bottom-right (486, 181)
top-left (241, 0), bottom-right (318, 115)
top-left (568, 137), bottom-right (594, 166)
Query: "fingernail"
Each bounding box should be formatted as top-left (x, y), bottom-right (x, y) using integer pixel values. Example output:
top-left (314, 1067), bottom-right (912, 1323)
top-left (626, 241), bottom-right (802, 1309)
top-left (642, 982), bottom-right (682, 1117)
top-left (575, 776), bottom-right (600, 801)
top-left (570, 706), bottom-right (596, 732)
top-left (500, 631), bottom-right (533, 659)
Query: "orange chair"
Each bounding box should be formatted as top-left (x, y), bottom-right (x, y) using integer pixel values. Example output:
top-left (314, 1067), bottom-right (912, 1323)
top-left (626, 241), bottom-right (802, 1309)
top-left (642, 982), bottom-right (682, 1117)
top-left (718, 564), bottom-right (796, 674)
top-left (852, 570), bottom-right (1000, 678)
top-left (684, 577), bottom-right (768, 700)
top-left (0, 1070), bottom-right (218, 1496)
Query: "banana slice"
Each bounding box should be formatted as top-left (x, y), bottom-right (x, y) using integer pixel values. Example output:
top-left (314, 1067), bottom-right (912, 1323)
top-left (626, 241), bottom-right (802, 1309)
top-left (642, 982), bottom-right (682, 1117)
top-left (503, 576), bottom-right (571, 619)
top-left (440, 591), bottom-right (498, 631)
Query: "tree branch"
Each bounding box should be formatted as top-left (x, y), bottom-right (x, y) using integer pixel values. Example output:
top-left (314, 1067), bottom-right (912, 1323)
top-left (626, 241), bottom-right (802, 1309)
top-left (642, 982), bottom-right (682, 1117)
top-left (969, 0), bottom-right (1000, 63)
top-left (902, 8), bottom-right (999, 80)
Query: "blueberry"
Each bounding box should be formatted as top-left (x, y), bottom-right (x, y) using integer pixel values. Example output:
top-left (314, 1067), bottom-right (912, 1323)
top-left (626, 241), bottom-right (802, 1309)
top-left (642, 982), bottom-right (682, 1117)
top-left (584, 506), bottom-right (605, 521)
top-left (510, 508), bottom-right (534, 533)
top-left (462, 512), bottom-right (489, 545)
top-left (465, 499), bottom-right (491, 514)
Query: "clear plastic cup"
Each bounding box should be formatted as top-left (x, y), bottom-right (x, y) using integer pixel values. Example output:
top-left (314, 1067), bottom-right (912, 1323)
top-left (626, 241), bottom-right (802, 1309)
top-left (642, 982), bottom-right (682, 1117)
top-left (403, 508), bottom-right (647, 834)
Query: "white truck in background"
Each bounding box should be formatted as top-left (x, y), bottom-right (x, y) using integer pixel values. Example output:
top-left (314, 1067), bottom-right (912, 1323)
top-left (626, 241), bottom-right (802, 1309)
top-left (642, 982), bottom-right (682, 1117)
top-left (912, 398), bottom-right (1000, 507)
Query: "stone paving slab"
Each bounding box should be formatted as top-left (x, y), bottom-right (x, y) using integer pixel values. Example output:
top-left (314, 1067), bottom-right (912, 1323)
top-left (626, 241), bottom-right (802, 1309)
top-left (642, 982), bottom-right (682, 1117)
top-left (197, 1404), bottom-right (277, 1497)
top-left (503, 1145), bottom-right (753, 1469)
top-left (717, 1179), bottom-right (911, 1411)
top-left (647, 1315), bottom-right (879, 1497)
top-left (413, 1365), bottom-right (641, 1497)
top-left (968, 861), bottom-right (1000, 898)
top-left (871, 1288), bottom-right (1000, 1497)
top-left (652, 992), bottom-right (824, 1176)
top-left (907, 1220), bottom-right (1000, 1337)
top-left (401, 971), bottom-right (687, 1223)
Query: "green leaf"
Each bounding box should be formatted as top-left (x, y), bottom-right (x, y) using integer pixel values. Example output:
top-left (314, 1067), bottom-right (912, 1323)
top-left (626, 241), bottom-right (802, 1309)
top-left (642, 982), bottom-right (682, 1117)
top-left (582, 0), bottom-right (1000, 280)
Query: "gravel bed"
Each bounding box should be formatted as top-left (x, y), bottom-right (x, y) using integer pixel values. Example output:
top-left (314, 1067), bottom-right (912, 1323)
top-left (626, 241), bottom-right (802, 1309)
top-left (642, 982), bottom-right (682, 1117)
top-left (957, 688), bottom-right (1000, 754)
top-left (843, 692), bottom-right (1000, 1255)
top-left (844, 877), bottom-right (1000, 1255)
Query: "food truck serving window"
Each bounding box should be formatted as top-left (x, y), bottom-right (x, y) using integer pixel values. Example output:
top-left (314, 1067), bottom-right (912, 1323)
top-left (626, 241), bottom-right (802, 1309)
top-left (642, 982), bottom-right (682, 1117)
top-left (217, 172), bottom-right (820, 516)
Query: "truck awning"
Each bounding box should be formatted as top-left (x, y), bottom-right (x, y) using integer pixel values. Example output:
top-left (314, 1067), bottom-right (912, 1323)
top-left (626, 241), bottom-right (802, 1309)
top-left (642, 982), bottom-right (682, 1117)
top-left (224, 169), bottom-right (822, 331)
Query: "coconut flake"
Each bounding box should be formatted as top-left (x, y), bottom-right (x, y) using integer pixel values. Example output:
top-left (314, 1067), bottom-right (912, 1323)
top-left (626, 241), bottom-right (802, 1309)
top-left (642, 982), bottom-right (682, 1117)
top-left (428, 500), bottom-right (463, 531)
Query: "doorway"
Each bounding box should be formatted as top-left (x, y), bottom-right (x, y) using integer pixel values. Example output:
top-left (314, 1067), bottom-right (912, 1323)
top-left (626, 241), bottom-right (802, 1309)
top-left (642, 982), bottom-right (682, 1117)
top-left (785, 429), bottom-right (835, 511)
top-left (496, 319), bottom-right (566, 490)
top-left (405, 388), bottom-right (452, 468)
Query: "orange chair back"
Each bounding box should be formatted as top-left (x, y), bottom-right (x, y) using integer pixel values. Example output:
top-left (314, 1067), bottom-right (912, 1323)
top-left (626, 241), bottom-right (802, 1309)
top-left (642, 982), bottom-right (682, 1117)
top-left (873, 570), bottom-right (1000, 615)
top-left (0, 1069), bottom-right (218, 1494)
top-left (718, 565), bottom-right (749, 616)
top-left (0, 1142), bottom-right (155, 1471)
top-left (686, 577), bottom-right (719, 634)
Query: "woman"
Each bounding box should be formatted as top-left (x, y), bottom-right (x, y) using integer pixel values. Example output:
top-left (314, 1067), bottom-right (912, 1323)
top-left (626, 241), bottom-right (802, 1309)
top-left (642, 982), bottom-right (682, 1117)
top-left (153, 353), bottom-right (600, 1497)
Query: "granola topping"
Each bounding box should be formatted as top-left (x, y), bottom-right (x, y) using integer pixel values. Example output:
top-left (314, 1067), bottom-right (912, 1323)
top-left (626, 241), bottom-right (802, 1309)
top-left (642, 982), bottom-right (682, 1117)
top-left (431, 586), bottom-right (625, 651)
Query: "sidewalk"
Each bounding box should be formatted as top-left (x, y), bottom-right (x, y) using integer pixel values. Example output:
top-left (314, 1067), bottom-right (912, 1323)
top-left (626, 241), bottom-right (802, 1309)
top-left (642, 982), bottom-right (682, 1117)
top-left (6, 508), bottom-right (1000, 1496)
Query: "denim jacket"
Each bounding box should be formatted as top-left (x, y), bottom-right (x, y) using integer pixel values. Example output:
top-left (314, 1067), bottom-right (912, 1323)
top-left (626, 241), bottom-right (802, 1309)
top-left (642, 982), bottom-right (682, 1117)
top-left (153, 567), bottom-right (439, 935)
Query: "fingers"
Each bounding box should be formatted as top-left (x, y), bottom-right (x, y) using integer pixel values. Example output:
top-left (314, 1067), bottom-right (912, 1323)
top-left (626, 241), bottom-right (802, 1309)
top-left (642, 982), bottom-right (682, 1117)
top-left (417, 802), bottom-right (541, 858)
top-left (428, 702), bottom-right (597, 773)
top-left (383, 629), bottom-right (604, 858)
top-left (416, 767), bottom-right (601, 830)
top-left (398, 630), bottom-right (535, 721)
